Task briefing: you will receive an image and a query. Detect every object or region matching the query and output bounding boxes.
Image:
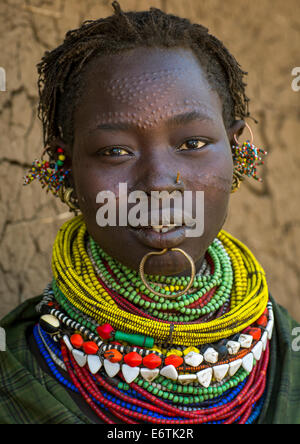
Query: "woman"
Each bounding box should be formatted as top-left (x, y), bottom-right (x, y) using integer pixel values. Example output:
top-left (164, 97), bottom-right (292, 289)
top-left (0, 2), bottom-right (299, 424)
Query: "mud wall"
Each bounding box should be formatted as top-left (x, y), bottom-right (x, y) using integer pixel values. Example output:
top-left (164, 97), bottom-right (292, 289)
top-left (0, 0), bottom-right (299, 321)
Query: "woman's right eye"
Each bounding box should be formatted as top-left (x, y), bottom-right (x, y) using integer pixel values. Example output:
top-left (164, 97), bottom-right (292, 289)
top-left (100, 147), bottom-right (131, 156)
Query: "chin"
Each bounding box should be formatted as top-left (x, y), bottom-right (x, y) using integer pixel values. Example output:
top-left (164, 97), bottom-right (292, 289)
top-left (143, 250), bottom-right (192, 276)
top-left (87, 223), bottom-right (212, 277)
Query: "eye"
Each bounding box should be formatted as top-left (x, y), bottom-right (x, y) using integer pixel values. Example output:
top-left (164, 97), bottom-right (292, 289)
top-left (101, 146), bottom-right (131, 156)
top-left (177, 138), bottom-right (207, 151)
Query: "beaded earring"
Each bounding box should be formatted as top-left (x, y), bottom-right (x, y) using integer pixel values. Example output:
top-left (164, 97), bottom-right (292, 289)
top-left (23, 147), bottom-right (70, 197)
top-left (231, 123), bottom-right (267, 193)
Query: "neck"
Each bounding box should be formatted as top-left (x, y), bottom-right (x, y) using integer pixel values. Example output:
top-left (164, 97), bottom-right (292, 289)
top-left (168, 254), bottom-right (206, 278)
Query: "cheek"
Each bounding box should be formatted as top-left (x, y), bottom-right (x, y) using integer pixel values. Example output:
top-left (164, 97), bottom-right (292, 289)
top-left (185, 147), bottom-right (233, 196)
top-left (71, 157), bottom-right (118, 217)
top-left (194, 171), bottom-right (232, 195)
top-left (184, 150), bottom-right (233, 231)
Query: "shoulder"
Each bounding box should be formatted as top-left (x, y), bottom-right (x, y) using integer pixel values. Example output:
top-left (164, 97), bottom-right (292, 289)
top-left (259, 295), bottom-right (300, 424)
top-left (0, 296), bottom-right (42, 423)
top-left (0, 295), bottom-right (42, 352)
top-left (271, 296), bottom-right (300, 363)
top-left (1, 295), bottom-right (42, 328)
top-left (0, 296), bottom-right (90, 424)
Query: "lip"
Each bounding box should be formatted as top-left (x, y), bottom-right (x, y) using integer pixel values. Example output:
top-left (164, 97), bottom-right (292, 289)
top-left (129, 225), bottom-right (187, 249)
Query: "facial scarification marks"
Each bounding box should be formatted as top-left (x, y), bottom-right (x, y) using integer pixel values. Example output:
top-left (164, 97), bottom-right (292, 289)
top-left (93, 69), bottom-right (217, 130)
top-left (93, 101), bottom-right (212, 131)
top-left (93, 101), bottom-right (216, 132)
top-left (101, 68), bottom-right (190, 128)
top-left (102, 68), bottom-right (186, 107)
top-left (194, 173), bottom-right (232, 193)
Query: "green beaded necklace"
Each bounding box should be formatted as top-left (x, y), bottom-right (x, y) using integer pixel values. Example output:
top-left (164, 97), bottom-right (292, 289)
top-left (88, 236), bottom-right (233, 322)
top-left (119, 365), bottom-right (250, 405)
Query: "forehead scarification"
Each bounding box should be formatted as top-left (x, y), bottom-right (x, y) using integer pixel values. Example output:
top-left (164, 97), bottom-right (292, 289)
top-left (88, 100), bottom-right (219, 132)
top-left (80, 61), bottom-right (223, 134)
top-left (101, 68), bottom-right (188, 106)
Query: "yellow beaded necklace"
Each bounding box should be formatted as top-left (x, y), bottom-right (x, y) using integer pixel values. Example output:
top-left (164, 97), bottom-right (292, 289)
top-left (52, 215), bottom-right (268, 346)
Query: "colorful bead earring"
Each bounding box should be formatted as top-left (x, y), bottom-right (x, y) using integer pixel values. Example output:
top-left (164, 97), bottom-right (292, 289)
top-left (23, 147), bottom-right (70, 197)
top-left (231, 123), bottom-right (267, 193)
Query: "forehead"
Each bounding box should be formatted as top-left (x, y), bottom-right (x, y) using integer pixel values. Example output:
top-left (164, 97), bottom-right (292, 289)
top-left (75, 47), bottom-right (223, 131)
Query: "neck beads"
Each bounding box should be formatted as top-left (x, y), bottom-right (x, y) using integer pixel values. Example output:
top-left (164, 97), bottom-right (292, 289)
top-left (34, 216), bottom-right (272, 424)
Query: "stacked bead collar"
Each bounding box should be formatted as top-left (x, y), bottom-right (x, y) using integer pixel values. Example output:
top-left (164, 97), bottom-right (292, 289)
top-left (35, 289), bottom-right (272, 424)
top-left (51, 216), bottom-right (269, 346)
top-left (33, 216), bottom-right (273, 424)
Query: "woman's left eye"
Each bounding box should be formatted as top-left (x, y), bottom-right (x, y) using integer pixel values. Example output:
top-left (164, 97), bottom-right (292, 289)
top-left (177, 139), bottom-right (206, 151)
top-left (102, 147), bottom-right (130, 156)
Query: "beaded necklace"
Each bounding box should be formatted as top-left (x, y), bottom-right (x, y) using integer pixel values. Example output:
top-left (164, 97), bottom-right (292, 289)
top-left (51, 216), bottom-right (268, 346)
top-left (34, 216), bottom-right (273, 424)
top-left (87, 237), bottom-right (232, 323)
top-left (34, 309), bottom-right (271, 424)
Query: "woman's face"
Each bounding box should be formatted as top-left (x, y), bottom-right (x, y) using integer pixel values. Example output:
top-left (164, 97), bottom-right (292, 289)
top-left (68, 47), bottom-right (242, 276)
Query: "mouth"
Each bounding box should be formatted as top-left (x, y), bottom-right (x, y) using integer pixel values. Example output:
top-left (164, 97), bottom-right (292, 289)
top-left (128, 223), bottom-right (188, 249)
top-left (131, 224), bottom-right (182, 233)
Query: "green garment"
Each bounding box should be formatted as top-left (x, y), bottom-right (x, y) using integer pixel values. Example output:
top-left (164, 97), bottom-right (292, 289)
top-left (0, 294), bottom-right (299, 424)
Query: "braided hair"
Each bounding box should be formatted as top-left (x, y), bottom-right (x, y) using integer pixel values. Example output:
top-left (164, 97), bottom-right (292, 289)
top-left (37, 1), bottom-right (252, 154)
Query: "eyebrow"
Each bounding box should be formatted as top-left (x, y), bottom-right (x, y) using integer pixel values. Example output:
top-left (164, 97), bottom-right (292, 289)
top-left (91, 109), bottom-right (215, 133)
top-left (167, 110), bottom-right (214, 127)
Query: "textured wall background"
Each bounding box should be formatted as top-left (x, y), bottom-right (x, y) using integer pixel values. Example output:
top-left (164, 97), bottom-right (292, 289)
top-left (0, 0), bottom-right (299, 321)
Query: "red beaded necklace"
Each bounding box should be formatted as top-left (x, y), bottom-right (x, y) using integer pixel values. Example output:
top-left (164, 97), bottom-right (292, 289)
top-left (60, 341), bottom-right (269, 424)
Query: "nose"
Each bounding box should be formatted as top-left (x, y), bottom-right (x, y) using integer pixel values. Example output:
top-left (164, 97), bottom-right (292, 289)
top-left (133, 150), bottom-right (185, 196)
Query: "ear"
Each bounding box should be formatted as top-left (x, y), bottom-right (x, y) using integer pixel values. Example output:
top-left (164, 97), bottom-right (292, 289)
top-left (49, 137), bottom-right (72, 168)
top-left (49, 137), bottom-right (71, 154)
top-left (226, 120), bottom-right (246, 146)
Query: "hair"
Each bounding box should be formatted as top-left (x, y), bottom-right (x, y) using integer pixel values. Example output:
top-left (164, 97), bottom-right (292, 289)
top-left (37, 1), bottom-right (253, 154)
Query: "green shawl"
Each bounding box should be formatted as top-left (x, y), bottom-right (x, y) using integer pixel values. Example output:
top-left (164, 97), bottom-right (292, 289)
top-left (0, 294), bottom-right (299, 424)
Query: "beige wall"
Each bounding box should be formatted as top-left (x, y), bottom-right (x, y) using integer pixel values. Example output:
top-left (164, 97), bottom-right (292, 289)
top-left (0, 0), bottom-right (299, 321)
